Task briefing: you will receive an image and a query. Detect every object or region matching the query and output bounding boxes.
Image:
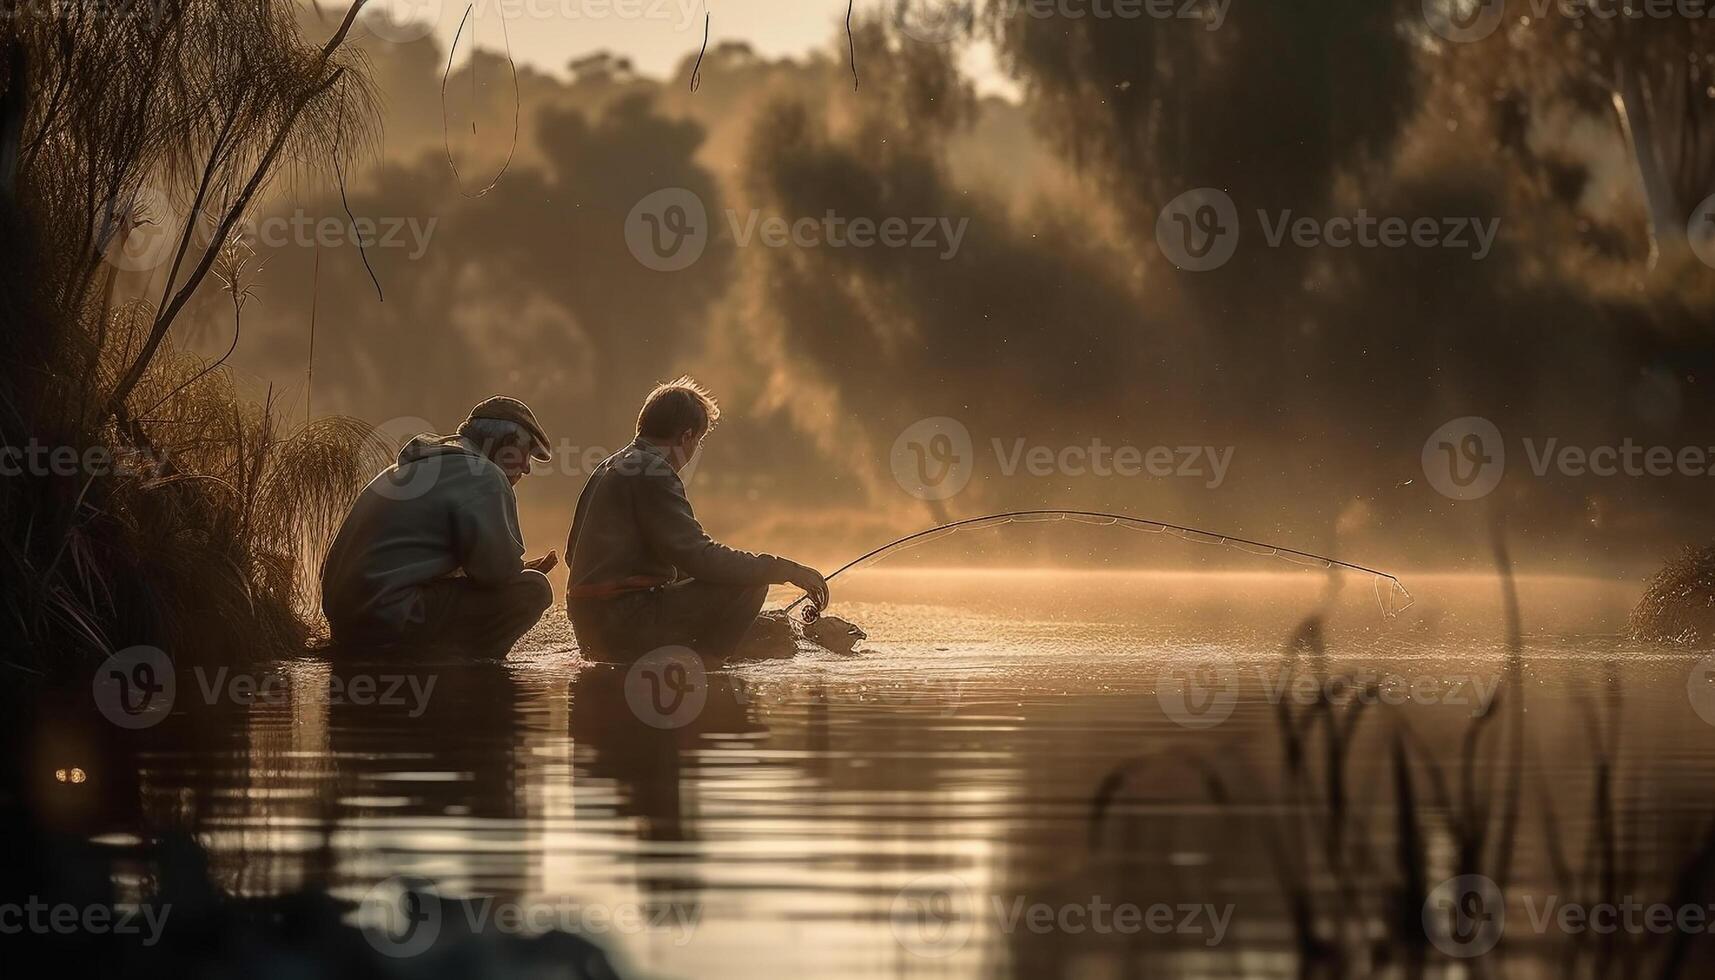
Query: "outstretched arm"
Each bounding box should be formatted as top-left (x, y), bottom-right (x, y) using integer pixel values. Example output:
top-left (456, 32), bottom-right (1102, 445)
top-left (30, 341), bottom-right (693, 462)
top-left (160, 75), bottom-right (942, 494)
top-left (637, 467), bottom-right (825, 603)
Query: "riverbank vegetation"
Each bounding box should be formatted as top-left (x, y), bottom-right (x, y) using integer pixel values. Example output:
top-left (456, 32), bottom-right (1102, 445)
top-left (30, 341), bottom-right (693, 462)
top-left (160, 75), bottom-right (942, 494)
top-left (0, 2), bottom-right (386, 673)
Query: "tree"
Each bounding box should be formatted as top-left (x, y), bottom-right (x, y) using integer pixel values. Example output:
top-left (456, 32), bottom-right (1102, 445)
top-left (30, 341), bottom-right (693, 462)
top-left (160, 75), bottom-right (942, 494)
top-left (1424, 0), bottom-right (1715, 265)
top-left (985, 0), bottom-right (1418, 250)
top-left (4, 1), bottom-right (376, 415)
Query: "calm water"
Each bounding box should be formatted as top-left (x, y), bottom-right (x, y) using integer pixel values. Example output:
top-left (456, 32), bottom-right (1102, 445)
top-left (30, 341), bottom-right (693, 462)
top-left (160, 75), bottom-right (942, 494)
top-left (27, 570), bottom-right (1715, 977)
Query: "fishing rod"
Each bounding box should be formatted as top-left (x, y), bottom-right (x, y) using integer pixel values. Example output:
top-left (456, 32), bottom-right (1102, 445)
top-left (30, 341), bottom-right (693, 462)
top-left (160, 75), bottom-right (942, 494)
top-left (784, 510), bottom-right (1413, 623)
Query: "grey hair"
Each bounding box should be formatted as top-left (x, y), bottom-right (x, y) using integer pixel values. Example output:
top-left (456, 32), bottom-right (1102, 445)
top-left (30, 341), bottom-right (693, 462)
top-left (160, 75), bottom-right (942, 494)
top-left (457, 417), bottom-right (530, 458)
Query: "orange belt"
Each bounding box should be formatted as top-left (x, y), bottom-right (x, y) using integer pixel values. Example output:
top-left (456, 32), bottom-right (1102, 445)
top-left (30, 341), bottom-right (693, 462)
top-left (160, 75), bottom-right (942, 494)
top-left (565, 576), bottom-right (672, 601)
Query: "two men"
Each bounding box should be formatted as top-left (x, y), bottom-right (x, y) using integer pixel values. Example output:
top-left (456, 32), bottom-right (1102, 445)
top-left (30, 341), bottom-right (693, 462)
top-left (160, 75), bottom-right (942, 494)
top-left (321, 380), bottom-right (828, 660)
top-left (321, 396), bottom-right (557, 658)
top-left (565, 377), bottom-right (828, 659)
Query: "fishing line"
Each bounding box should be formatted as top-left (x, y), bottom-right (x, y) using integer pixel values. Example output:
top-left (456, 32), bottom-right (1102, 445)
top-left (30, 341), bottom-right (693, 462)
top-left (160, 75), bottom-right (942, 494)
top-left (783, 510), bottom-right (1413, 623)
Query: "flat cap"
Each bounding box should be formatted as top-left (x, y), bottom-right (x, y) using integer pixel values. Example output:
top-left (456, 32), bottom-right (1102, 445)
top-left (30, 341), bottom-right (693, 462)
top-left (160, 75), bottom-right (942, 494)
top-left (466, 395), bottom-right (552, 462)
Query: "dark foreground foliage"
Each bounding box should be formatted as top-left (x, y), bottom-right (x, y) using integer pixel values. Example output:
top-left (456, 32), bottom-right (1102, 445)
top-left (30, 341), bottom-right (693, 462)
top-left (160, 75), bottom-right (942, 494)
top-left (1632, 545), bottom-right (1715, 647)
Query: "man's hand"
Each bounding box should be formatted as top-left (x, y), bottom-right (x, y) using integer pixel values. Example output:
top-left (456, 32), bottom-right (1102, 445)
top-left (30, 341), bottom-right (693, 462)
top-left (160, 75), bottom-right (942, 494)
top-left (784, 562), bottom-right (829, 610)
top-left (525, 551), bottom-right (559, 574)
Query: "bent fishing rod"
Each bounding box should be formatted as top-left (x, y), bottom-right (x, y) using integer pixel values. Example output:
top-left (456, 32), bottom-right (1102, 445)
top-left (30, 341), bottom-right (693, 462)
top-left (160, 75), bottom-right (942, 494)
top-left (783, 510), bottom-right (1413, 623)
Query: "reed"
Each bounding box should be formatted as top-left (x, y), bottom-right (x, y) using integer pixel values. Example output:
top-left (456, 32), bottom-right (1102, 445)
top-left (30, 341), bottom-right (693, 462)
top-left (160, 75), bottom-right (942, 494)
top-left (1, 2), bottom-right (382, 671)
top-left (1089, 520), bottom-right (1715, 977)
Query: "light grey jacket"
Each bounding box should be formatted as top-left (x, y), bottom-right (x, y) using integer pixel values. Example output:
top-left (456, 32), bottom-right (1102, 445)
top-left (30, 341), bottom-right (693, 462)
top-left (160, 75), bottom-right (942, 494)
top-left (321, 435), bottom-right (525, 630)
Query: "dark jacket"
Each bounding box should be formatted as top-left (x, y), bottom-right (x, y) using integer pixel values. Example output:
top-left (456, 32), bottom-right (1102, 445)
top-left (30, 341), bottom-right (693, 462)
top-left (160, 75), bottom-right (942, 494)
top-left (566, 439), bottom-right (790, 597)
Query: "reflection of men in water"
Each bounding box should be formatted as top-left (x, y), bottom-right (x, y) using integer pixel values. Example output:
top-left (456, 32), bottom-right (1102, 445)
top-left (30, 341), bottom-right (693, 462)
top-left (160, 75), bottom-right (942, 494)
top-left (564, 377), bottom-right (828, 659)
top-left (322, 397), bottom-right (558, 657)
top-left (568, 661), bottom-right (762, 898)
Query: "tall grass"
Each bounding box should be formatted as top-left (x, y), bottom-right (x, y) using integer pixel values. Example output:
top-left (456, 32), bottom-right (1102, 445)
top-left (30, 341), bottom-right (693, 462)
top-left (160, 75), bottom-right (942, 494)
top-left (1089, 520), bottom-right (1715, 977)
top-left (1, 2), bottom-right (383, 672)
top-left (3, 294), bottom-right (391, 672)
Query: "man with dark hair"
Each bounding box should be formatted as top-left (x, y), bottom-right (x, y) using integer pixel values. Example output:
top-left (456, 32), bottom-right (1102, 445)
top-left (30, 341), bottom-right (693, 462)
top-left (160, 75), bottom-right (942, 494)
top-left (322, 396), bottom-right (559, 658)
top-left (565, 376), bottom-right (829, 660)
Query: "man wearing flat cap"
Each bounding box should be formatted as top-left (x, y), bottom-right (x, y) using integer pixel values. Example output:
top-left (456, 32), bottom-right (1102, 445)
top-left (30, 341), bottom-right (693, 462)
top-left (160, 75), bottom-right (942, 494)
top-left (321, 396), bottom-right (559, 658)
